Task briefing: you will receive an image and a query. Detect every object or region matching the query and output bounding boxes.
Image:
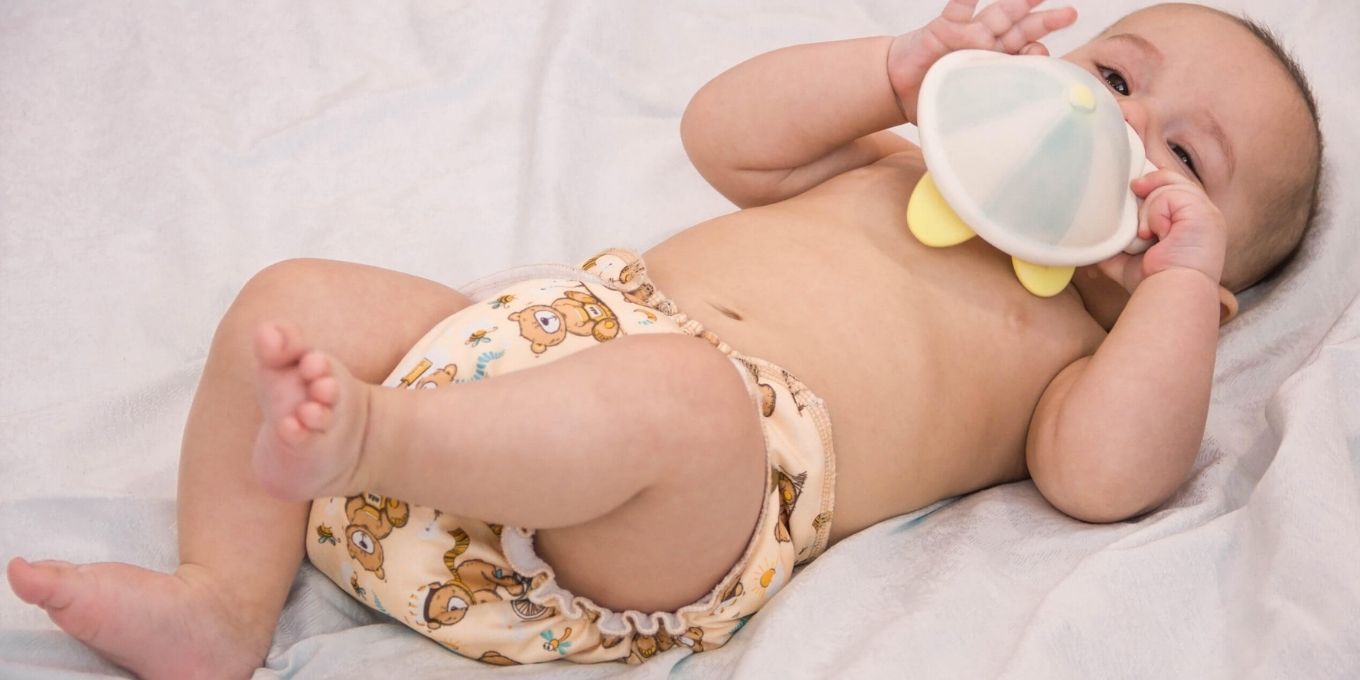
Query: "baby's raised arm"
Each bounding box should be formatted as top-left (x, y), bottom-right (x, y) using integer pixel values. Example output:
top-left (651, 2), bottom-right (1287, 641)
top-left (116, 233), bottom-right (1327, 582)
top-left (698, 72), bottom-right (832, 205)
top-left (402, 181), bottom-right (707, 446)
top-left (1026, 170), bottom-right (1229, 523)
top-left (680, 0), bottom-right (1075, 207)
top-left (680, 37), bottom-right (914, 208)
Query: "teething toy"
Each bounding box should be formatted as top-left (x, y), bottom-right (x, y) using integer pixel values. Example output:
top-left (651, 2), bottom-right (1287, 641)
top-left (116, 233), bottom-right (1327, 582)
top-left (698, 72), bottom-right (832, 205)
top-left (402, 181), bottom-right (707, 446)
top-left (907, 50), bottom-right (1156, 297)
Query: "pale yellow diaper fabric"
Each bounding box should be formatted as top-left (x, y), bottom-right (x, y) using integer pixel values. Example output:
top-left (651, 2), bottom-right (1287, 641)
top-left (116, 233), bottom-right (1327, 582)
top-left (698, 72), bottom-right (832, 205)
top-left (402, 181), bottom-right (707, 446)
top-left (305, 248), bottom-right (836, 665)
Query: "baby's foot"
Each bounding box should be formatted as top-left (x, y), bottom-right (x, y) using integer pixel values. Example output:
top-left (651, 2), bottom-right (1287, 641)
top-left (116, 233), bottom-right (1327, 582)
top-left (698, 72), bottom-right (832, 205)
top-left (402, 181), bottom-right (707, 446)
top-left (251, 320), bottom-right (370, 501)
top-left (6, 558), bottom-right (270, 680)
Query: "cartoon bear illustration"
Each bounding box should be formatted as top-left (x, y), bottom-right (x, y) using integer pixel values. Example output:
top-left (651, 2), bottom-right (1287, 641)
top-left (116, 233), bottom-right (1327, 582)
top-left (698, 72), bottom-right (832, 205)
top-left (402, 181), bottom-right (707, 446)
top-left (344, 493), bottom-right (411, 580)
top-left (627, 629), bottom-right (678, 664)
top-left (624, 281), bottom-right (656, 307)
top-left (508, 289), bottom-right (620, 354)
top-left (419, 558), bottom-right (547, 630)
top-left (417, 363), bottom-right (457, 389)
top-left (675, 626), bottom-right (711, 653)
top-left (582, 249), bottom-right (680, 313)
top-left (773, 468), bottom-right (807, 543)
top-left (581, 248), bottom-right (639, 285)
top-left (582, 248), bottom-right (660, 307)
top-left (420, 579), bottom-right (479, 630)
top-left (547, 289), bottom-right (621, 341)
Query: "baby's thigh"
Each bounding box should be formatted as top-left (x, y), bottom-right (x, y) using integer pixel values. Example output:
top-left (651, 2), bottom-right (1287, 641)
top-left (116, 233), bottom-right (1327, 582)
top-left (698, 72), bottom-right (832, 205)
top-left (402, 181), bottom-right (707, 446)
top-left (225, 258), bottom-right (474, 382)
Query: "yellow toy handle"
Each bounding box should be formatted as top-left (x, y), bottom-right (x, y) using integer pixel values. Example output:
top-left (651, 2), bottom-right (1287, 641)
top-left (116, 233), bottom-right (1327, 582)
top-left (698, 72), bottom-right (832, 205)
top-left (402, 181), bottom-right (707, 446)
top-left (906, 173), bottom-right (976, 247)
top-left (908, 172), bottom-right (1076, 297)
top-left (1011, 258), bottom-right (1074, 298)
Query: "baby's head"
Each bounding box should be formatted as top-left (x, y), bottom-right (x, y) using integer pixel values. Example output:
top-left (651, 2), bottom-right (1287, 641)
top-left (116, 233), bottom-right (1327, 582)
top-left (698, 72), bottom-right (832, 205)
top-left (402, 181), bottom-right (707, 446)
top-left (1062, 3), bottom-right (1323, 295)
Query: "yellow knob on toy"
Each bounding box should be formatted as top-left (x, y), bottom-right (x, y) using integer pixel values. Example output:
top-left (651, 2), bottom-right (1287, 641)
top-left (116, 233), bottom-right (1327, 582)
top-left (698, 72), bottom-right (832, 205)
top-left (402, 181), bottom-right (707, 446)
top-left (1068, 83), bottom-right (1096, 112)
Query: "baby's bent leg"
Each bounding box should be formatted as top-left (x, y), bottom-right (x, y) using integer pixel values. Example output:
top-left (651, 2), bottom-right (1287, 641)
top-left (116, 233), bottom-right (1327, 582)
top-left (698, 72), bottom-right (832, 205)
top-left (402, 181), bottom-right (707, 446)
top-left (252, 330), bottom-right (768, 613)
top-left (258, 332), bottom-right (756, 527)
top-left (8, 259), bottom-right (473, 680)
top-left (180, 261), bottom-right (473, 618)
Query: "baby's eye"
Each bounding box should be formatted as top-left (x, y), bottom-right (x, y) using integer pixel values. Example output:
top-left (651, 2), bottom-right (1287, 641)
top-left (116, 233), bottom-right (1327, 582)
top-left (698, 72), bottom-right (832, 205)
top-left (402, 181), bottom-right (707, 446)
top-left (1097, 66), bottom-right (1129, 96)
top-left (1170, 143), bottom-right (1200, 179)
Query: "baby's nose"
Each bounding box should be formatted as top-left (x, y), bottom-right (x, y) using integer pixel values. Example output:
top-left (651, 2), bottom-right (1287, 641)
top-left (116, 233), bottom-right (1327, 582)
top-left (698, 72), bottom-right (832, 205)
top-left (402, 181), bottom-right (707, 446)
top-left (1118, 100), bottom-right (1149, 141)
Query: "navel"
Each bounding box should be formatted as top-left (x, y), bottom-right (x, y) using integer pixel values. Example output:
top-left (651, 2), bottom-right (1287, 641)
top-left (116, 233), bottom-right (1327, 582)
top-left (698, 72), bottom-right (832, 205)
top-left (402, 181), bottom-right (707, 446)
top-left (708, 301), bottom-right (744, 321)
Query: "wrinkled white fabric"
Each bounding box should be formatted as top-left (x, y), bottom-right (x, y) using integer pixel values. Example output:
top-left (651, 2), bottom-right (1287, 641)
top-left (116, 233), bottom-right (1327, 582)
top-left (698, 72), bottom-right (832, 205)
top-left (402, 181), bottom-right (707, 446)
top-left (2, 1), bottom-right (1356, 678)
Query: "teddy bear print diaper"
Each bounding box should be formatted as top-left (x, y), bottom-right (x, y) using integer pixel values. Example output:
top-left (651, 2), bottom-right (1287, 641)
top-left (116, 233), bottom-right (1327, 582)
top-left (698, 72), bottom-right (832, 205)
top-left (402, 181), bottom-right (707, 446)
top-left (305, 248), bottom-right (836, 665)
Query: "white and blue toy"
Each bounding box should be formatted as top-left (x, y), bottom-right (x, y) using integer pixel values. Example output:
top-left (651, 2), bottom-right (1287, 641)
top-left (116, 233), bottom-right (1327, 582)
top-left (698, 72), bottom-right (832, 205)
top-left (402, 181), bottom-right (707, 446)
top-left (907, 50), bottom-right (1156, 297)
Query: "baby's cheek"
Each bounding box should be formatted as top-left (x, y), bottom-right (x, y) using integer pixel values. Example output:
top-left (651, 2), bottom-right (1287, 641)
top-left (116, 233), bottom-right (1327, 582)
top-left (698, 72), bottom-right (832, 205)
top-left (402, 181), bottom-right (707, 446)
top-left (1213, 208), bottom-right (1250, 280)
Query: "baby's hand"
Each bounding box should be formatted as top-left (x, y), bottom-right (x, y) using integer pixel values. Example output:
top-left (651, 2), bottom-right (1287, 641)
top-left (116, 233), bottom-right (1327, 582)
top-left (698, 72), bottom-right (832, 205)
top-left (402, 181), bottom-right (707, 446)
top-left (1097, 170), bottom-right (1228, 292)
top-left (887, 0), bottom-right (1077, 123)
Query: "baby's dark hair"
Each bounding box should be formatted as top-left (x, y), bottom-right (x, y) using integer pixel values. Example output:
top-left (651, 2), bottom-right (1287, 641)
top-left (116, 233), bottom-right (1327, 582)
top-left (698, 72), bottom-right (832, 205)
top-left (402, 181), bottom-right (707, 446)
top-left (1221, 13), bottom-right (1325, 292)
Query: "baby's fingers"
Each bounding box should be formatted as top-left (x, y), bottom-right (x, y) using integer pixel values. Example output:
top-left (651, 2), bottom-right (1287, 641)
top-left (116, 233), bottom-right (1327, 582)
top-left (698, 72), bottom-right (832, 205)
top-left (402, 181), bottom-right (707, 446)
top-left (996, 8), bottom-right (1077, 52)
top-left (939, 0), bottom-right (981, 23)
top-left (1130, 168), bottom-right (1195, 198)
top-left (1140, 183), bottom-right (1208, 241)
top-left (1096, 251), bottom-right (1146, 293)
top-left (974, 0), bottom-right (1074, 50)
top-left (1131, 170), bottom-right (1204, 238)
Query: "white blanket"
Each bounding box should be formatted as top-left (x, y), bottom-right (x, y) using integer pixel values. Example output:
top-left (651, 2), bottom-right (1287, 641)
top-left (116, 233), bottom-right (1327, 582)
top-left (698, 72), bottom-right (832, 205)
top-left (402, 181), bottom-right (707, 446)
top-left (2, 1), bottom-right (1357, 678)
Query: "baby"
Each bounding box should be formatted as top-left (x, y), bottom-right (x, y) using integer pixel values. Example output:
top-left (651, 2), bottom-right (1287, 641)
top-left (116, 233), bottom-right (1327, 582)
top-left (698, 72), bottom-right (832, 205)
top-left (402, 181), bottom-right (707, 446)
top-left (5, 0), bottom-right (1323, 677)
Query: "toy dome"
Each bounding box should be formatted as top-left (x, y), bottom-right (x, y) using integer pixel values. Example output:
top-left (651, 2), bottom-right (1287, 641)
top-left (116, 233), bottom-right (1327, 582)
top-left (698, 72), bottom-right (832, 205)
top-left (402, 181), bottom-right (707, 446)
top-left (907, 50), bottom-right (1154, 296)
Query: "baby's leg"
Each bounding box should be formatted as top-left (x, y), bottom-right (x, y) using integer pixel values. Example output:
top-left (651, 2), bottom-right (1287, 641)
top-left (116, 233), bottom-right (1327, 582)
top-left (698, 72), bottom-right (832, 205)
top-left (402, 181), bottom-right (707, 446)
top-left (254, 327), bottom-right (767, 613)
top-left (6, 259), bottom-right (473, 680)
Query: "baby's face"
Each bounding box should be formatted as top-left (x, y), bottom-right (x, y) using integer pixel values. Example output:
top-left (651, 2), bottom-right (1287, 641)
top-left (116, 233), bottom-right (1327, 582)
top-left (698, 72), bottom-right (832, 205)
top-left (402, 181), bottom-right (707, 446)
top-left (1060, 3), bottom-right (1314, 291)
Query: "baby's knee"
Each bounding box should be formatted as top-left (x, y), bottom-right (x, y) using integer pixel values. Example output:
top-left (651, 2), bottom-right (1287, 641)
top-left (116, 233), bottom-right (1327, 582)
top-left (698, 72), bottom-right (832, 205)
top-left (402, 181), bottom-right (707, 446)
top-left (223, 259), bottom-right (343, 322)
top-left (207, 259), bottom-right (339, 351)
top-left (236, 259), bottom-right (339, 305)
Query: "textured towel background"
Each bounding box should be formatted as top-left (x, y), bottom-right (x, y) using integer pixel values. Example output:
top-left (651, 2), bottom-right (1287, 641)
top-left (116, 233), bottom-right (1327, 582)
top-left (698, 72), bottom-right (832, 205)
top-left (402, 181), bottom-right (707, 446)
top-left (2, 1), bottom-right (1357, 678)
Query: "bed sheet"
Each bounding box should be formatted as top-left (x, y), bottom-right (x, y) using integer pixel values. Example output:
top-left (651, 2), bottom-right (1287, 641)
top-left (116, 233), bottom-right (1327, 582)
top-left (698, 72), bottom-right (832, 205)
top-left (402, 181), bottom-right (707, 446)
top-left (1, 1), bottom-right (1357, 678)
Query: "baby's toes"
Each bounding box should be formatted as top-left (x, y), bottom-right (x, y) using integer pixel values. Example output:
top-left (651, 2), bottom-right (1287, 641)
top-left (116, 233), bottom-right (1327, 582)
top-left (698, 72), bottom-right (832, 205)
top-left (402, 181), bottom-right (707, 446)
top-left (296, 400), bottom-right (333, 431)
top-left (273, 414), bottom-right (312, 448)
top-left (298, 351), bottom-right (330, 381)
top-left (7, 557), bottom-right (64, 608)
top-left (308, 376), bottom-right (339, 406)
top-left (254, 321), bottom-right (307, 370)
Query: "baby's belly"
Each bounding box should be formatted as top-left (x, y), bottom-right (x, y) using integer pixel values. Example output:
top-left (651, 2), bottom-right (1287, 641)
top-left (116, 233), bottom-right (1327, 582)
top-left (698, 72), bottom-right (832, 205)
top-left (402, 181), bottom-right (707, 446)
top-left (642, 200), bottom-right (1103, 543)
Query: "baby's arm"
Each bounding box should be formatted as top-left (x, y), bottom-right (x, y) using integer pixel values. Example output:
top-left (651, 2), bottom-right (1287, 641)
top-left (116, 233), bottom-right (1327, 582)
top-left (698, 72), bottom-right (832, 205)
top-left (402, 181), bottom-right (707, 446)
top-left (681, 37), bottom-right (914, 208)
top-left (681, 0), bottom-right (1075, 208)
top-left (1027, 171), bottom-right (1229, 523)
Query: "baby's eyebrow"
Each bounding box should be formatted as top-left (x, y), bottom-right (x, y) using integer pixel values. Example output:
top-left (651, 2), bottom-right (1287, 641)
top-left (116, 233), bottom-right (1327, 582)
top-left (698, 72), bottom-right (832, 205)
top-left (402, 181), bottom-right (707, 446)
top-left (1104, 33), bottom-right (1164, 66)
top-left (1199, 111), bottom-right (1237, 183)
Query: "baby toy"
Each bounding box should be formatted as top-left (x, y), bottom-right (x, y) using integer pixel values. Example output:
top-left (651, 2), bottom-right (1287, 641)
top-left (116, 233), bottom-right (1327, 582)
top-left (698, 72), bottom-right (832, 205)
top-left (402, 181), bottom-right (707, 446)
top-left (906, 50), bottom-right (1156, 297)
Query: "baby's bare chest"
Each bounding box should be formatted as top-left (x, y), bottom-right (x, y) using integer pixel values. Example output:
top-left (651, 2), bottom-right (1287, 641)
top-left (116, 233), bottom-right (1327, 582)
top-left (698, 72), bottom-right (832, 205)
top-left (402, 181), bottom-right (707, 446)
top-left (644, 157), bottom-right (1106, 538)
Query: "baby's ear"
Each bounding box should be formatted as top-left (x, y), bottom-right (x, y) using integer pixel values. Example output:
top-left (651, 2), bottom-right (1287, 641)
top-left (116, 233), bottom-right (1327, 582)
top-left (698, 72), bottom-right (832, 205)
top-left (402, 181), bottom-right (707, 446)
top-left (1218, 287), bottom-right (1239, 325)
